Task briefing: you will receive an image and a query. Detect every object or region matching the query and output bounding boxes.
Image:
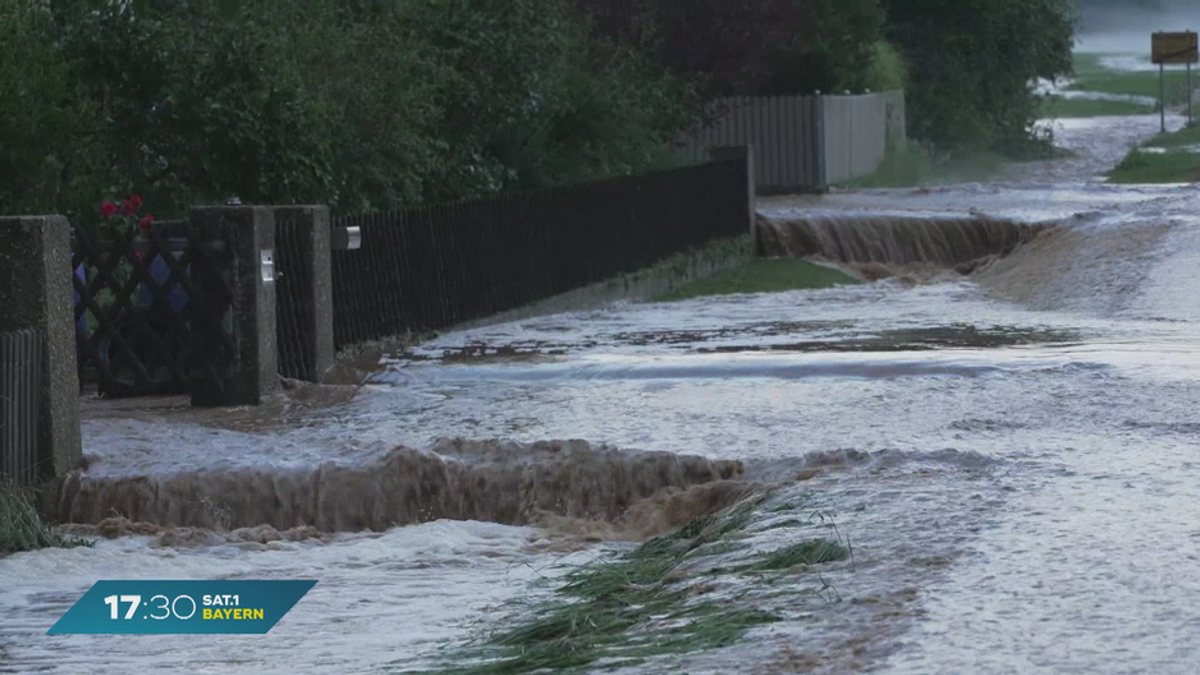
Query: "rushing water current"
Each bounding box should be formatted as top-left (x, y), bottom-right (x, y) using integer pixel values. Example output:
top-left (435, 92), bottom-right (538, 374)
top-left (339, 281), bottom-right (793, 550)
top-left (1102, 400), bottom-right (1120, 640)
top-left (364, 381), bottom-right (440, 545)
top-left (5, 112), bottom-right (1200, 674)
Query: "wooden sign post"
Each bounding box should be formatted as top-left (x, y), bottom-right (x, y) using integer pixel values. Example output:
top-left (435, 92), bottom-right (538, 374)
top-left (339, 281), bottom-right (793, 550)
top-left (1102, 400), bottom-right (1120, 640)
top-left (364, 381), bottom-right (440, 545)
top-left (1152, 31), bottom-right (1199, 131)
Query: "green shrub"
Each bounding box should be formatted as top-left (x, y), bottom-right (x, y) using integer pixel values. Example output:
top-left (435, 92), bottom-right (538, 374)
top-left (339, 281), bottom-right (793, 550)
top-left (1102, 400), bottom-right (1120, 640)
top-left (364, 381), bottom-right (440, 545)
top-left (0, 1), bottom-right (99, 217)
top-left (2, 0), bottom-right (701, 220)
top-left (883, 0), bottom-right (1076, 156)
top-left (864, 40), bottom-right (908, 93)
top-left (0, 479), bottom-right (90, 555)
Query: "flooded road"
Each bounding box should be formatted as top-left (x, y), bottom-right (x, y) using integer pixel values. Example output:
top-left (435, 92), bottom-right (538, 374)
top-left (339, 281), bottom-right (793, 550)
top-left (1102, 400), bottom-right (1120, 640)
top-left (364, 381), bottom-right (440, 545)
top-left (5, 110), bottom-right (1200, 673)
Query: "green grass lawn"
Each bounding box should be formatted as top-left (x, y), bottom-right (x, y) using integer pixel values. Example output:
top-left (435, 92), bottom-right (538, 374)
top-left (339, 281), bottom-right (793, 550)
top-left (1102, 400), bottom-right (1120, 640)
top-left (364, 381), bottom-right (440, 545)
top-left (1040, 96), bottom-right (1156, 118)
top-left (841, 144), bottom-right (1008, 188)
top-left (1142, 123), bottom-right (1200, 148)
top-left (1107, 124), bottom-right (1200, 184)
top-left (1066, 52), bottom-right (1192, 108)
top-left (653, 258), bottom-right (859, 301)
top-left (1071, 53), bottom-right (1108, 76)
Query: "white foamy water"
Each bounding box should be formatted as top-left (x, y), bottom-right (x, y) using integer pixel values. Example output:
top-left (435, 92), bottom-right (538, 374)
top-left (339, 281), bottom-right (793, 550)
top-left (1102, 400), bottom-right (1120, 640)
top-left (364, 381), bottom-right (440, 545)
top-left (0, 521), bottom-right (595, 674)
top-left (6, 114), bottom-right (1200, 673)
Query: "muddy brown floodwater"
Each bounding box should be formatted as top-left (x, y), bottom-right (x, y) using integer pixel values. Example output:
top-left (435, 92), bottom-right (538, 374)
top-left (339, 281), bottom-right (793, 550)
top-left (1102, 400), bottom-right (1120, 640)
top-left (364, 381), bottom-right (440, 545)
top-left (4, 109), bottom-right (1200, 674)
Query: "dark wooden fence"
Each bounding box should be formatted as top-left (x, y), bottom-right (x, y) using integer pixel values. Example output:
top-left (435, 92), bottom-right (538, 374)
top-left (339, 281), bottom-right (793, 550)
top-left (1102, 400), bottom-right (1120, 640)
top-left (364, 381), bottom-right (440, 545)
top-left (327, 157), bottom-right (750, 349)
top-left (71, 219), bottom-right (236, 397)
top-left (0, 329), bottom-right (42, 484)
top-left (64, 158), bottom-right (750, 388)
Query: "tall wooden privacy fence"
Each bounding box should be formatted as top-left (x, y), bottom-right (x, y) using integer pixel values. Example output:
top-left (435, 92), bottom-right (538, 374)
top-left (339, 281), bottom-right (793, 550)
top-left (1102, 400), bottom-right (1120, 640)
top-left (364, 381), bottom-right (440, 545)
top-left (679, 91), bottom-right (907, 191)
top-left (327, 156), bottom-right (751, 349)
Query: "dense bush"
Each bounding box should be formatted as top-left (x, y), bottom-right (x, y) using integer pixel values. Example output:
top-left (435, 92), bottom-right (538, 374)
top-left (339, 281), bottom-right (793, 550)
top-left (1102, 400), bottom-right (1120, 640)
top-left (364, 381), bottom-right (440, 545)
top-left (882, 0), bottom-right (1077, 156)
top-left (2, 0), bottom-right (699, 220)
top-left (0, 2), bottom-right (94, 216)
top-left (0, 0), bottom-right (1082, 221)
top-left (761, 0), bottom-right (889, 96)
top-left (577, 0), bottom-right (891, 98)
top-left (862, 41), bottom-right (908, 94)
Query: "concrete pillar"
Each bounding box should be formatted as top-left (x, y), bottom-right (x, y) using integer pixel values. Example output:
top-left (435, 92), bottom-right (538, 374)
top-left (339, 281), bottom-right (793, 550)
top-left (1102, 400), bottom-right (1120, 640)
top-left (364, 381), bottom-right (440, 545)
top-left (273, 206), bottom-right (334, 383)
top-left (707, 146), bottom-right (757, 237)
top-left (188, 206), bottom-right (278, 407)
top-left (0, 216), bottom-right (83, 479)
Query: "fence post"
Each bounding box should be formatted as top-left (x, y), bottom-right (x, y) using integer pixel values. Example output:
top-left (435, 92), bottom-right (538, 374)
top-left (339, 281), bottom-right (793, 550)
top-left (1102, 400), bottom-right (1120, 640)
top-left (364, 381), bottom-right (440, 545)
top-left (0, 216), bottom-right (83, 479)
top-left (812, 92), bottom-right (828, 190)
top-left (188, 206), bottom-right (278, 406)
top-left (273, 206), bottom-right (334, 383)
top-left (707, 146), bottom-right (756, 237)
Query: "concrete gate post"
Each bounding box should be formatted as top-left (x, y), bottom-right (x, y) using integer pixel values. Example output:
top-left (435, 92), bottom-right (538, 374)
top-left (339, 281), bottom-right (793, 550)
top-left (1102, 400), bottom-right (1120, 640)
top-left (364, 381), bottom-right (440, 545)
top-left (188, 206), bottom-right (278, 406)
top-left (0, 216), bottom-right (83, 479)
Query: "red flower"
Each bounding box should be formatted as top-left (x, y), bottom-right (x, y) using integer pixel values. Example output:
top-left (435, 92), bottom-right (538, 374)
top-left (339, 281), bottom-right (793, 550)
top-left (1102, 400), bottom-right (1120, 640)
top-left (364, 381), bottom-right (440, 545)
top-left (139, 214), bottom-right (154, 231)
top-left (130, 195), bottom-right (142, 209)
top-left (100, 202), bottom-right (118, 218)
top-left (122, 199), bottom-right (136, 215)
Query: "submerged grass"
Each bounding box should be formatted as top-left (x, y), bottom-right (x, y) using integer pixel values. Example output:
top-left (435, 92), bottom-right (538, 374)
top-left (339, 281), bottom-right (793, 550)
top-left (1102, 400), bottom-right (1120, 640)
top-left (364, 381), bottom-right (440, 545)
top-left (747, 540), bottom-right (849, 571)
top-left (653, 258), bottom-right (858, 301)
top-left (0, 479), bottom-right (90, 556)
top-left (425, 493), bottom-right (850, 674)
top-left (1039, 96), bottom-right (1156, 118)
top-left (1108, 123), bottom-right (1200, 184)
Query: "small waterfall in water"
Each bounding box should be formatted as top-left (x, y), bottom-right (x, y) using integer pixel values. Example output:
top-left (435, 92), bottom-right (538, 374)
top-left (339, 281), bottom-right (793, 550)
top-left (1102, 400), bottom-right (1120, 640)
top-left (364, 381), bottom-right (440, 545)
top-left (43, 438), bottom-right (744, 534)
top-left (756, 213), bottom-right (1055, 278)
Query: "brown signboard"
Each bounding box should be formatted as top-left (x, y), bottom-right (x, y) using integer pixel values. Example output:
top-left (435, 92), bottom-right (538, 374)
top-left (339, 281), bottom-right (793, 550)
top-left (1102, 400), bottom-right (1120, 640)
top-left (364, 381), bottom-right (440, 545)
top-left (1152, 31), bottom-right (1199, 64)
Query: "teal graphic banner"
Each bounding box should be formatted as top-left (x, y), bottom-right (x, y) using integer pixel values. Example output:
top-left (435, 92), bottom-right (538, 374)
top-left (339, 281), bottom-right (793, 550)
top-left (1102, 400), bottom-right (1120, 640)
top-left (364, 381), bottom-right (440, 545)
top-left (47, 580), bottom-right (317, 634)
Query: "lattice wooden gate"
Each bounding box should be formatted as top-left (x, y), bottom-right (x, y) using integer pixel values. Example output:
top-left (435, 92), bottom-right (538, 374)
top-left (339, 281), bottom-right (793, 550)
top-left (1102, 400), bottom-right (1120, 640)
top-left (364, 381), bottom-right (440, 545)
top-left (72, 219), bottom-right (237, 398)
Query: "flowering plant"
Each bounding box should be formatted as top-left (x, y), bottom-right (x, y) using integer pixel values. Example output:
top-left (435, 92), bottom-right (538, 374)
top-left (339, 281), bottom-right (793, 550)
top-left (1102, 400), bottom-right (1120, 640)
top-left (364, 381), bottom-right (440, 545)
top-left (87, 195), bottom-right (156, 306)
top-left (97, 195), bottom-right (154, 242)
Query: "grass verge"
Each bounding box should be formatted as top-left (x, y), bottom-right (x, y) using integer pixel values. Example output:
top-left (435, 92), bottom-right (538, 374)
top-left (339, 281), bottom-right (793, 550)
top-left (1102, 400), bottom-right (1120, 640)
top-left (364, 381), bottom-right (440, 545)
top-left (1066, 59), bottom-right (1189, 108)
top-left (1107, 123), bottom-right (1200, 184)
top-left (1039, 96), bottom-right (1156, 118)
top-left (1141, 124), bottom-right (1200, 149)
top-left (1066, 69), bottom-right (1187, 106)
top-left (841, 144), bottom-right (1007, 188)
top-left (424, 494), bottom-right (850, 674)
top-left (652, 258), bottom-right (859, 301)
top-left (1, 479), bottom-right (90, 556)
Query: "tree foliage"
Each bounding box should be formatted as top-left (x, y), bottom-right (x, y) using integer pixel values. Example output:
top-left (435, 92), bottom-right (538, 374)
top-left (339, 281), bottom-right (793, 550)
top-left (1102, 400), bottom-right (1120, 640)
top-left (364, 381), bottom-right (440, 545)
top-left (882, 0), bottom-right (1077, 156)
top-left (577, 0), bottom-right (890, 98)
top-left (762, 0), bottom-right (888, 96)
top-left (0, 0), bottom-right (1083, 221)
top-left (3, 0), bottom-right (699, 220)
top-left (0, 2), bottom-right (93, 215)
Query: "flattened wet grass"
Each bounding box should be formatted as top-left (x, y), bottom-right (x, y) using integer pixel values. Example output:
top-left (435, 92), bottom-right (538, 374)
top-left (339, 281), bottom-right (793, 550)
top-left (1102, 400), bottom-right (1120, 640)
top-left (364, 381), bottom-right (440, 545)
top-left (0, 480), bottom-right (91, 556)
top-left (423, 493), bottom-right (849, 674)
top-left (748, 540), bottom-right (850, 571)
